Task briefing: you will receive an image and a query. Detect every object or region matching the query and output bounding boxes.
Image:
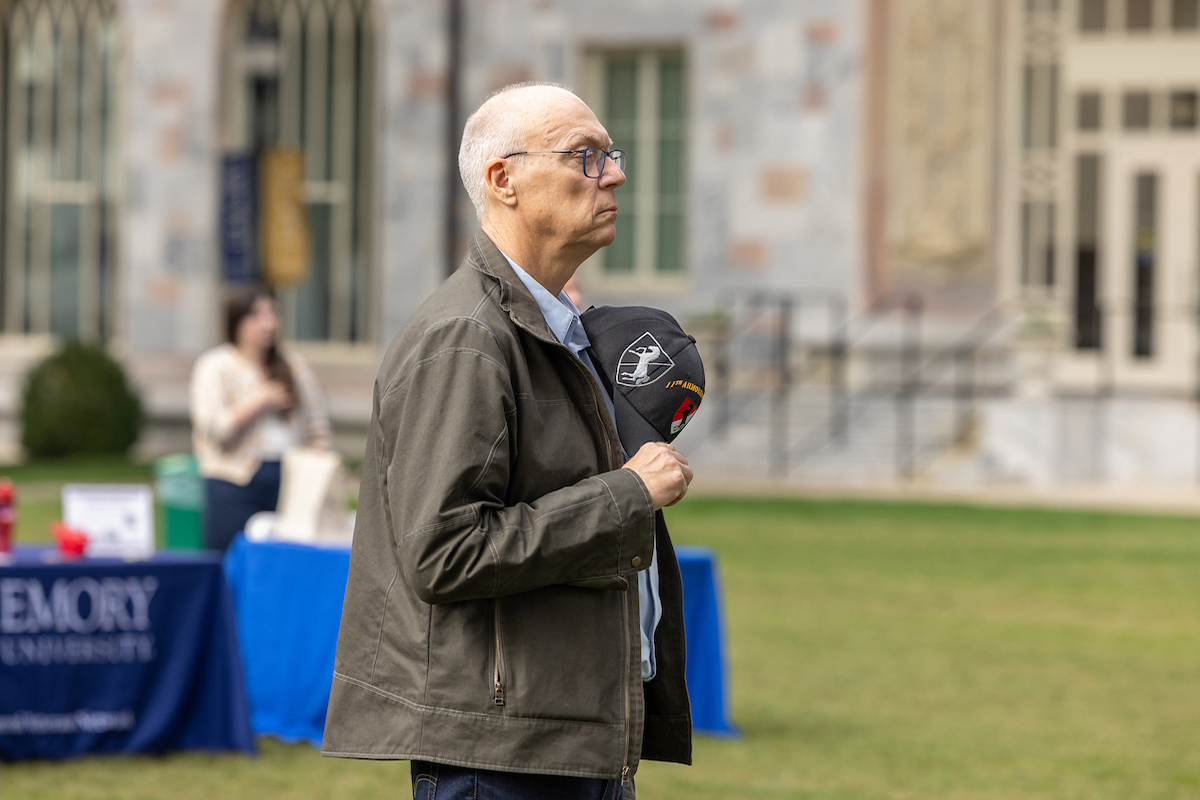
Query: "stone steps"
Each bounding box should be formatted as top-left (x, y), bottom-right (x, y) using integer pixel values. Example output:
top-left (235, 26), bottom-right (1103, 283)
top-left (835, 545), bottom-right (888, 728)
top-left (678, 388), bottom-right (981, 483)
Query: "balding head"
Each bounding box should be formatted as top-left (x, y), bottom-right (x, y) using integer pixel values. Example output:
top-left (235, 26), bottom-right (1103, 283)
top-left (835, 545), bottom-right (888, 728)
top-left (458, 82), bottom-right (584, 221)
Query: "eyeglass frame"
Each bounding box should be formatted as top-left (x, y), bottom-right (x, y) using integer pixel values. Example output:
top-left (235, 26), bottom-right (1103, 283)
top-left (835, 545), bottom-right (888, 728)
top-left (501, 147), bottom-right (627, 179)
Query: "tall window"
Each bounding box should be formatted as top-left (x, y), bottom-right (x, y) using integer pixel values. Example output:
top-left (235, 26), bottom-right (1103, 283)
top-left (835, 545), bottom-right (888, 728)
top-left (221, 0), bottom-right (376, 343)
top-left (1170, 90), bottom-right (1198, 129)
top-left (1021, 200), bottom-right (1056, 287)
top-left (1123, 91), bottom-right (1152, 130)
top-left (1074, 155), bottom-right (1102, 350)
top-left (1017, 0), bottom-right (1061, 303)
top-left (587, 49), bottom-right (687, 281)
top-left (1174, 0), bottom-right (1200, 28)
top-left (1, 0), bottom-right (120, 340)
top-left (1022, 62), bottom-right (1058, 150)
top-left (1128, 0), bottom-right (1154, 30)
top-left (1079, 0), bottom-right (1107, 31)
top-left (1077, 91), bottom-right (1102, 131)
top-left (1132, 173), bottom-right (1157, 358)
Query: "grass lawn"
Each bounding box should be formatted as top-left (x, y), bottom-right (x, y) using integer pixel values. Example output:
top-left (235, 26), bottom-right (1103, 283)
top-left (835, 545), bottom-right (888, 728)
top-left (5, 496), bottom-right (1200, 799)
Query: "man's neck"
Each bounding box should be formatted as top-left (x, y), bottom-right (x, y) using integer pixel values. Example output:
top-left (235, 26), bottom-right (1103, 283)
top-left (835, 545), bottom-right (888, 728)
top-left (482, 222), bottom-right (586, 297)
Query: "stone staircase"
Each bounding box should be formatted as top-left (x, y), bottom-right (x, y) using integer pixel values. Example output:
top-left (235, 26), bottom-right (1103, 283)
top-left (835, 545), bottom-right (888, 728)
top-left (678, 294), bottom-right (1021, 486)
top-left (677, 387), bottom-right (982, 485)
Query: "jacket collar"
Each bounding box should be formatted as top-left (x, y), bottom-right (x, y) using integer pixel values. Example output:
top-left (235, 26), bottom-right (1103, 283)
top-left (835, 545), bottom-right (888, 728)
top-left (468, 231), bottom-right (561, 345)
top-left (468, 230), bottom-right (625, 469)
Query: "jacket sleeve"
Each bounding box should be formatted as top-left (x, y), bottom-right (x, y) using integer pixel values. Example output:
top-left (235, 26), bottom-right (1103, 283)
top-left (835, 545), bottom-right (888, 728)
top-left (380, 317), bottom-right (655, 605)
top-left (189, 350), bottom-right (242, 451)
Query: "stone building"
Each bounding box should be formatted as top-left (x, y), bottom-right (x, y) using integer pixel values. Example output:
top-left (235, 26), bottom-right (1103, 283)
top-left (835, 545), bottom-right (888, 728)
top-left (0, 0), bottom-right (1195, 487)
top-left (0, 0), bottom-right (868, 463)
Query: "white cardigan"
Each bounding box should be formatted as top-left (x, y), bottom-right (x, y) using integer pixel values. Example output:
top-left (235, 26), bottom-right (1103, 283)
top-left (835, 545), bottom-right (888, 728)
top-left (189, 343), bottom-right (332, 485)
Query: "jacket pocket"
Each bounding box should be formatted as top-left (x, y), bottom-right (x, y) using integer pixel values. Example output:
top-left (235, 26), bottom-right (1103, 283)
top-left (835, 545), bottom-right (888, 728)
top-left (492, 587), bottom-right (626, 724)
top-left (564, 575), bottom-right (630, 591)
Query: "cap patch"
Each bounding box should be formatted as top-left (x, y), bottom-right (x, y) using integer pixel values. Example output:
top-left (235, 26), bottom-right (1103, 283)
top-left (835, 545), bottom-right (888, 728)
top-left (665, 379), bottom-right (704, 400)
top-left (616, 332), bottom-right (674, 387)
top-left (670, 397), bottom-right (698, 435)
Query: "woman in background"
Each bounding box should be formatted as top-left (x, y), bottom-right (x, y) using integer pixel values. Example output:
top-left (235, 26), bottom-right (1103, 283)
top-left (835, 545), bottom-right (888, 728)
top-left (190, 285), bottom-right (332, 551)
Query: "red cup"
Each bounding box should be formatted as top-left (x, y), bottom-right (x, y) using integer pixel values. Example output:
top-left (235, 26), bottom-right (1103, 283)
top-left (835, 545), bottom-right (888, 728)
top-left (51, 521), bottom-right (88, 559)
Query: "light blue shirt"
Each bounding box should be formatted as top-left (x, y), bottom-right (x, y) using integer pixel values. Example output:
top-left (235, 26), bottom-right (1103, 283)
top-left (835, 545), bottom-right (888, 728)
top-left (503, 252), bottom-right (662, 681)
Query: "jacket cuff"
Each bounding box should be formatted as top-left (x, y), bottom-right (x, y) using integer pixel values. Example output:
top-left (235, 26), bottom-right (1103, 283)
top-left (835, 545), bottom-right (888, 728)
top-left (598, 467), bottom-right (656, 576)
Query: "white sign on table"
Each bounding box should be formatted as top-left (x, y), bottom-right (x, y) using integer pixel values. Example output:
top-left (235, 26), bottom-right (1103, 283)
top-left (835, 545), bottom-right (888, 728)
top-left (62, 484), bottom-right (156, 559)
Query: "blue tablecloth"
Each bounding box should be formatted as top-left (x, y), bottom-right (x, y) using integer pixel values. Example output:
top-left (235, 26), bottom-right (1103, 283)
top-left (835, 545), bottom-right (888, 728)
top-left (223, 537), bottom-right (737, 745)
top-left (222, 538), bottom-right (351, 743)
top-left (0, 548), bottom-right (255, 760)
top-left (675, 545), bottom-right (738, 737)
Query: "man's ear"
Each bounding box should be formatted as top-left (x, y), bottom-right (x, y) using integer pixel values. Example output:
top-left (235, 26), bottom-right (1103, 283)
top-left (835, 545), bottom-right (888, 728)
top-left (484, 157), bottom-right (518, 208)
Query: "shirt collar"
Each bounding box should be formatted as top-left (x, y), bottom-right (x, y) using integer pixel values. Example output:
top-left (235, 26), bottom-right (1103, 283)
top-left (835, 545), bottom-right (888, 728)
top-left (500, 251), bottom-right (591, 351)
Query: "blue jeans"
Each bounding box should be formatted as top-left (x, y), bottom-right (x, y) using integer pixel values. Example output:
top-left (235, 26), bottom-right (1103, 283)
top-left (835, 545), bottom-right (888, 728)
top-left (410, 761), bottom-right (623, 800)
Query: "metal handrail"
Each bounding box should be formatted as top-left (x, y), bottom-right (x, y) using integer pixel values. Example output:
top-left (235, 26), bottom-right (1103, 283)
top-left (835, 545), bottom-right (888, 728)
top-left (704, 288), bottom-right (1017, 479)
top-left (702, 287), bottom-right (1200, 482)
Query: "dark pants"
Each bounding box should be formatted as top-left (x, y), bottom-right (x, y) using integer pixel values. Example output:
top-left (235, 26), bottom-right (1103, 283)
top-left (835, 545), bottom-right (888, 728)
top-left (411, 761), bottom-right (622, 800)
top-left (203, 460), bottom-right (281, 552)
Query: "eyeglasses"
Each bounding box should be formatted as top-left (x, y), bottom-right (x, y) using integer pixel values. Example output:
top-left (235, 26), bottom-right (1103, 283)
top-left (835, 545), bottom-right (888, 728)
top-left (502, 147), bottom-right (626, 179)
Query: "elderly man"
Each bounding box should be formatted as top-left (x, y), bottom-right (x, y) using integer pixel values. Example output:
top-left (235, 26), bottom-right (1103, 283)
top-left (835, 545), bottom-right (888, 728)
top-left (322, 83), bottom-right (693, 799)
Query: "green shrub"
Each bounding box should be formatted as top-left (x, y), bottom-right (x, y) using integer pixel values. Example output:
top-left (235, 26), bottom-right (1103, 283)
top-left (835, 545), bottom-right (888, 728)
top-left (21, 342), bottom-right (143, 458)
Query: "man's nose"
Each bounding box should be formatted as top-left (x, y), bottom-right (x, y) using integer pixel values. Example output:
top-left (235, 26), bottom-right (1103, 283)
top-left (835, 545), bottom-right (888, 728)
top-left (600, 156), bottom-right (626, 188)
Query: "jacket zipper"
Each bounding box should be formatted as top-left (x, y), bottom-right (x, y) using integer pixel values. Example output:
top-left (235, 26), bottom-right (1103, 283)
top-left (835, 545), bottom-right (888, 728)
top-left (621, 583), bottom-right (633, 782)
top-left (493, 599), bottom-right (505, 706)
top-left (564, 348), bottom-right (632, 778)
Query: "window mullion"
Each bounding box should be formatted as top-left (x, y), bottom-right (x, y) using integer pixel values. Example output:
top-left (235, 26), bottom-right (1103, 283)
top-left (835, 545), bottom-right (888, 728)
top-left (302, 5), bottom-right (328, 181)
top-left (5, 12), bottom-right (29, 334)
top-left (297, 3), bottom-right (329, 340)
top-left (78, 7), bottom-right (103, 341)
top-left (352, 6), bottom-right (375, 342)
top-left (279, 1), bottom-right (304, 147)
top-left (327, 0), bottom-right (356, 342)
top-left (634, 51), bottom-right (657, 278)
top-left (30, 13), bottom-right (54, 334)
top-left (101, 8), bottom-right (119, 343)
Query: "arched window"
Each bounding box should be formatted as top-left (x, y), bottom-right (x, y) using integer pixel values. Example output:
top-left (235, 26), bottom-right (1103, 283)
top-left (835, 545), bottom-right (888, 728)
top-left (1, 0), bottom-right (121, 341)
top-left (221, 0), bottom-right (376, 344)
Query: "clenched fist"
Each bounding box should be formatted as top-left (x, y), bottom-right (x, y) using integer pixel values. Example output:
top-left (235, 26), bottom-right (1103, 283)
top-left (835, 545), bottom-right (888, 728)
top-left (622, 442), bottom-right (694, 510)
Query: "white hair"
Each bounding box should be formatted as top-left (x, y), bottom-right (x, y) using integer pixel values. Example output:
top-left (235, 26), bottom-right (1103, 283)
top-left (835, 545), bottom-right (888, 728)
top-left (458, 81), bottom-right (575, 221)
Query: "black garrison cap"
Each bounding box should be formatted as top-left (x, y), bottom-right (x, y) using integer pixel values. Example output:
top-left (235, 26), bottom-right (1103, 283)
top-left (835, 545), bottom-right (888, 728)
top-left (580, 305), bottom-right (705, 454)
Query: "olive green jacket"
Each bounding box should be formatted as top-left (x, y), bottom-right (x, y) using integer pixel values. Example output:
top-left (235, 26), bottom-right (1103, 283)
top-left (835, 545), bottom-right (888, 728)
top-left (321, 232), bottom-right (692, 788)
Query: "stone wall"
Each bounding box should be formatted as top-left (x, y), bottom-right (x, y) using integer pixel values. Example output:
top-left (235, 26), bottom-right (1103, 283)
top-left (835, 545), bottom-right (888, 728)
top-left (114, 0), bottom-right (866, 353)
top-left (123, 0), bottom-right (223, 357)
top-left (0, 0), bottom-right (868, 462)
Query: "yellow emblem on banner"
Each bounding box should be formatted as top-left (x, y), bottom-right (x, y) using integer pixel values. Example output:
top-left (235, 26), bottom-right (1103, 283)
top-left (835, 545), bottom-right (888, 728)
top-left (261, 148), bottom-right (310, 288)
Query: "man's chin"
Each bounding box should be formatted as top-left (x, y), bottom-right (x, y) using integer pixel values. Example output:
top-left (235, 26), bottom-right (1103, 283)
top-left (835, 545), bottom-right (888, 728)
top-left (571, 222), bottom-right (618, 255)
top-left (594, 221), bottom-right (618, 245)
top-left (594, 232), bottom-right (617, 250)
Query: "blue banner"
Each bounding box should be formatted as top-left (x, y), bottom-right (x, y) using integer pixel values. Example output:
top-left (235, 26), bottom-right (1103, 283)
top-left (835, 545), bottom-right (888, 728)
top-left (221, 154), bottom-right (258, 284)
top-left (0, 551), bottom-right (255, 759)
